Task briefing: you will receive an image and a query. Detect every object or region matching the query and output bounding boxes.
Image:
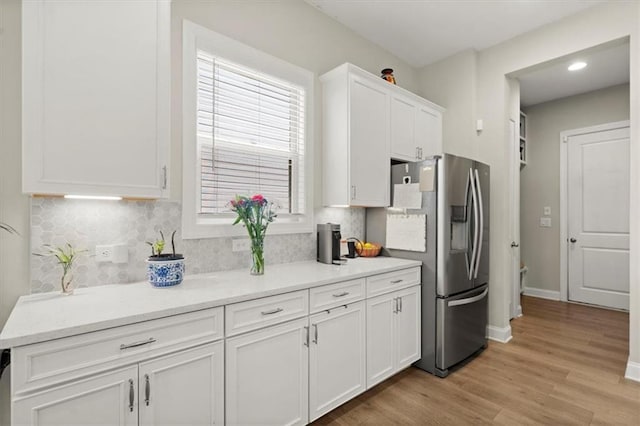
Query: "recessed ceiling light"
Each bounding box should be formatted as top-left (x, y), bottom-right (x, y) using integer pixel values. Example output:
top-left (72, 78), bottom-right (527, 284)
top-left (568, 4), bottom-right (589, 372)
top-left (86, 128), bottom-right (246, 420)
top-left (568, 62), bottom-right (587, 71)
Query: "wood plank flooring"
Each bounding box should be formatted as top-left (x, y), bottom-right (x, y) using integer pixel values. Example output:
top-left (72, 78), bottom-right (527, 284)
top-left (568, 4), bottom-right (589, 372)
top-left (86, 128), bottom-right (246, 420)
top-left (312, 296), bottom-right (640, 425)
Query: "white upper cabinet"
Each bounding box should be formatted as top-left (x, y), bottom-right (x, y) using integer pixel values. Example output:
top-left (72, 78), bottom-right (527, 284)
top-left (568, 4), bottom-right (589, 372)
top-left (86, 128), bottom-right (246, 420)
top-left (321, 64), bottom-right (390, 207)
top-left (390, 93), bottom-right (443, 161)
top-left (321, 63), bottom-right (443, 206)
top-left (22, 0), bottom-right (170, 198)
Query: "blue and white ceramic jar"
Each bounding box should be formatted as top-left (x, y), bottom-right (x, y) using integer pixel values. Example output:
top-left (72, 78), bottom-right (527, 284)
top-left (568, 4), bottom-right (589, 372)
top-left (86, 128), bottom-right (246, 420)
top-left (146, 257), bottom-right (185, 287)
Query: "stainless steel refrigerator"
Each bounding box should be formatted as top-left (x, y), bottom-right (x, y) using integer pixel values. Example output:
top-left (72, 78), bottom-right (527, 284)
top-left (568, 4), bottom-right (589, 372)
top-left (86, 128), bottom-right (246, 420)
top-left (366, 154), bottom-right (489, 377)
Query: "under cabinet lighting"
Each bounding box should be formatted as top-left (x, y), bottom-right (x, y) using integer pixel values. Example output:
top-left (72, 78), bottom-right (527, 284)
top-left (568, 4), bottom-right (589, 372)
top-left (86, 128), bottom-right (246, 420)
top-left (64, 195), bottom-right (122, 201)
top-left (568, 61), bottom-right (587, 71)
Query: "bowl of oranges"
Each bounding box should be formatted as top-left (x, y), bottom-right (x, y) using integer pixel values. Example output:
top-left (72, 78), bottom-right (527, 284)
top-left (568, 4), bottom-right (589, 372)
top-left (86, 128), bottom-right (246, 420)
top-left (355, 241), bottom-right (382, 257)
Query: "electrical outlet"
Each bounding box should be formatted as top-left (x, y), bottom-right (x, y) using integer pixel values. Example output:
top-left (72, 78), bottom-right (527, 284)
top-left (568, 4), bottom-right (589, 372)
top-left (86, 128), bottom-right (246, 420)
top-left (232, 238), bottom-right (251, 252)
top-left (96, 245), bottom-right (114, 262)
top-left (540, 217), bottom-right (552, 228)
top-left (95, 244), bottom-right (128, 263)
top-left (543, 206), bottom-right (551, 216)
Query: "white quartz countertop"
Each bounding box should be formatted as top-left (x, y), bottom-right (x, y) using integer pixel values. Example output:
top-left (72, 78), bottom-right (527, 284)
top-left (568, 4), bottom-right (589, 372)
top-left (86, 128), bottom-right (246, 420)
top-left (0, 257), bottom-right (420, 348)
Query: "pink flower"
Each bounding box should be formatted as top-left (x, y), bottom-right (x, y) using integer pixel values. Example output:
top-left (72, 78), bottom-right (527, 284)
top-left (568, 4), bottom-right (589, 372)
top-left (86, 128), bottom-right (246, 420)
top-left (251, 194), bottom-right (264, 203)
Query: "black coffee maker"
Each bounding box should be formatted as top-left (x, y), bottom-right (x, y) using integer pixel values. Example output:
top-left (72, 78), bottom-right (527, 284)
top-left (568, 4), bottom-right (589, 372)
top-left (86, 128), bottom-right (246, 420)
top-left (317, 223), bottom-right (342, 265)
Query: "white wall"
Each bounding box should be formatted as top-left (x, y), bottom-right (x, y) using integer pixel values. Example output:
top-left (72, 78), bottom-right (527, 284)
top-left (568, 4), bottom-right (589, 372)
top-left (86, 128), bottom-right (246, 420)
top-left (419, 2), bottom-right (639, 369)
top-left (0, 1), bottom-right (31, 424)
top-left (521, 84), bottom-right (630, 293)
top-left (475, 2), bottom-right (639, 374)
top-left (417, 49), bottom-right (478, 158)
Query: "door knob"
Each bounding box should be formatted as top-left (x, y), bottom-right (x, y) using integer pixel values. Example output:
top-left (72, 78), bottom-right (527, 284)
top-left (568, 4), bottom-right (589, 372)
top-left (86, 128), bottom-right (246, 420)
top-left (570, 238), bottom-right (577, 243)
top-left (511, 242), bottom-right (519, 248)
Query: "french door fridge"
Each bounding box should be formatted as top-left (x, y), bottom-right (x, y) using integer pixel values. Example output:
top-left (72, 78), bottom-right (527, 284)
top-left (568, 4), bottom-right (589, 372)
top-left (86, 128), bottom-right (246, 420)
top-left (366, 154), bottom-right (490, 377)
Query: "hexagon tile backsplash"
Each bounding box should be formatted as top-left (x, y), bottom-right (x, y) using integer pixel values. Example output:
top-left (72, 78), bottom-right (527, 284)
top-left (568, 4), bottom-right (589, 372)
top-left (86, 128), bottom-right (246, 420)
top-left (30, 198), bottom-right (365, 293)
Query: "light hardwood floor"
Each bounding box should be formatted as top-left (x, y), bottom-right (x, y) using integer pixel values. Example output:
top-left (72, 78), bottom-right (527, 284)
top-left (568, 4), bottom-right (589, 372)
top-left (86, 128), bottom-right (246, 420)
top-left (313, 296), bottom-right (640, 425)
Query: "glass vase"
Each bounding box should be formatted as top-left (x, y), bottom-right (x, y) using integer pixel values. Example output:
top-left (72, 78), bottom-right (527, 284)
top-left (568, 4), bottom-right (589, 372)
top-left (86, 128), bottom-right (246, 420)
top-left (61, 270), bottom-right (74, 295)
top-left (250, 238), bottom-right (265, 275)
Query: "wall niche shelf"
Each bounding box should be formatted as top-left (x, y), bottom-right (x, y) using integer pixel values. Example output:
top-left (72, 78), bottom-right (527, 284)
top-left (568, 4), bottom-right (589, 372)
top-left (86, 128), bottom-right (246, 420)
top-left (519, 110), bottom-right (527, 167)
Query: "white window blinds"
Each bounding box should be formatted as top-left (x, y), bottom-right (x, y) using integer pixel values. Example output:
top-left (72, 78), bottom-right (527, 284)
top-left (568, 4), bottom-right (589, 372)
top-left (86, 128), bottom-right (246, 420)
top-left (196, 51), bottom-right (306, 214)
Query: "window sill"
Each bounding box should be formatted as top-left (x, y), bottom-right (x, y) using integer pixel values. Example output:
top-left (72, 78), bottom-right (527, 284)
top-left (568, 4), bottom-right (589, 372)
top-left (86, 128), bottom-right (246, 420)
top-left (182, 216), bottom-right (314, 239)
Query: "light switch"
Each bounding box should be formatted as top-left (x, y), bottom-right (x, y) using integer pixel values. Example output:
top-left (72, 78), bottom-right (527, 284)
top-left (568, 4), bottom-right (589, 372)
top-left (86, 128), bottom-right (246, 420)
top-left (540, 217), bottom-right (552, 228)
top-left (543, 206), bottom-right (551, 216)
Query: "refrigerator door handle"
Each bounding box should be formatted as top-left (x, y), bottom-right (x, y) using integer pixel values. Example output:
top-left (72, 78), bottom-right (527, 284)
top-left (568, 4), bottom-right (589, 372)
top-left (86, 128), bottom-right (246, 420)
top-left (468, 168), bottom-right (479, 280)
top-left (447, 288), bottom-right (488, 307)
top-left (464, 169), bottom-right (473, 278)
top-left (473, 169), bottom-right (484, 279)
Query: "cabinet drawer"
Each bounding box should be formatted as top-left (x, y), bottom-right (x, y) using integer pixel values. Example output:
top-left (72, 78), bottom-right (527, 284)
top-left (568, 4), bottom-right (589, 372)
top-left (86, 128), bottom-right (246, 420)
top-left (12, 307), bottom-right (223, 395)
top-left (366, 267), bottom-right (421, 297)
top-left (225, 290), bottom-right (309, 337)
top-left (309, 279), bottom-right (365, 314)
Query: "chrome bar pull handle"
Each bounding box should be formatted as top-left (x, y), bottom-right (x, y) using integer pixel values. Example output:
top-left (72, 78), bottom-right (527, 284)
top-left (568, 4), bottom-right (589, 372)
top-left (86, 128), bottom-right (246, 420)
top-left (392, 297), bottom-right (398, 314)
top-left (473, 169), bottom-right (484, 279)
top-left (120, 337), bottom-right (156, 350)
top-left (390, 279), bottom-right (403, 284)
top-left (162, 165), bottom-right (167, 189)
top-left (144, 374), bottom-right (150, 406)
top-left (128, 379), bottom-right (134, 412)
top-left (261, 307), bottom-right (283, 316)
top-left (332, 291), bottom-right (349, 298)
top-left (312, 324), bottom-right (318, 344)
top-left (399, 296), bottom-right (403, 313)
top-left (304, 326), bottom-right (309, 347)
top-left (468, 168), bottom-right (479, 280)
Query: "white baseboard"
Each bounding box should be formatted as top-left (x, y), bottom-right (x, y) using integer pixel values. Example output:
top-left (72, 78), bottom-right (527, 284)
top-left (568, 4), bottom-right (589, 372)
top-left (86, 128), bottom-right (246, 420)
top-left (625, 360), bottom-right (640, 382)
top-left (486, 325), bottom-right (512, 343)
top-left (522, 286), bottom-right (561, 301)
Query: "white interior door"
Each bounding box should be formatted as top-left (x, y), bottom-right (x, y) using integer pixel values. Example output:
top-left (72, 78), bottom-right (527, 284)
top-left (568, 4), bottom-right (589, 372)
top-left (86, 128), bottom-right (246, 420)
top-left (509, 119), bottom-right (521, 319)
top-left (567, 125), bottom-right (630, 310)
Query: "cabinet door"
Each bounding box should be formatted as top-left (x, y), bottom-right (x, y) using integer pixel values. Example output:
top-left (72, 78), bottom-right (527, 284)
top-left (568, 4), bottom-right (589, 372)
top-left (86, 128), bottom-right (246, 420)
top-left (349, 75), bottom-right (389, 206)
top-left (12, 366), bottom-right (138, 426)
top-left (22, 0), bottom-right (170, 198)
top-left (366, 293), bottom-right (396, 388)
top-left (139, 341), bottom-right (224, 426)
top-left (309, 301), bottom-right (366, 421)
top-left (395, 286), bottom-right (422, 369)
top-left (390, 95), bottom-right (418, 161)
top-left (416, 105), bottom-right (442, 157)
top-left (226, 318), bottom-right (309, 426)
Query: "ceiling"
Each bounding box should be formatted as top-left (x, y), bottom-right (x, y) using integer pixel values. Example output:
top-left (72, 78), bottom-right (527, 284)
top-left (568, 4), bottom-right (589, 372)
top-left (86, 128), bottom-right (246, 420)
top-left (518, 42), bottom-right (629, 107)
top-left (306, 0), bottom-right (629, 106)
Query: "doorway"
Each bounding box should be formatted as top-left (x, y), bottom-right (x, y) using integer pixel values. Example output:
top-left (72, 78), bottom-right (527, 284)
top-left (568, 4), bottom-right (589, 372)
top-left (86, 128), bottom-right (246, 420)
top-left (513, 40), bottom-right (630, 314)
top-left (560, 121), bottom-right (630, 310)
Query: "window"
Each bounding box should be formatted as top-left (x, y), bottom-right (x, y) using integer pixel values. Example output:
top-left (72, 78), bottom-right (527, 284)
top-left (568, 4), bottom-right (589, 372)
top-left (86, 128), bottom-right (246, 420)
top-left (182, 21), bottom-right (314, 238)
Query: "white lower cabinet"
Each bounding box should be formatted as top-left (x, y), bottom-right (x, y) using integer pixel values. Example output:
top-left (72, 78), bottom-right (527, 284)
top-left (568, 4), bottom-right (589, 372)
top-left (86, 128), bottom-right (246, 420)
top-left (309, 301), bottom-right (366, 422)
top-left (225, 317), bottom-right (309, 426)
top-left (139, 342), bottom-right (224, 426)
top-left (366, 285), bottom-right (421, 389)
top-left (13, 366), bottom-right (139, 426)
top-left (12, 341), bottom-right (224, 426)
top-left (8, 268), bottom-right (421, 426)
